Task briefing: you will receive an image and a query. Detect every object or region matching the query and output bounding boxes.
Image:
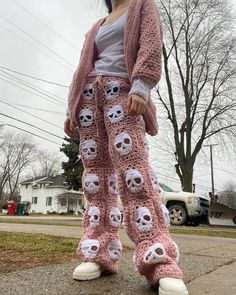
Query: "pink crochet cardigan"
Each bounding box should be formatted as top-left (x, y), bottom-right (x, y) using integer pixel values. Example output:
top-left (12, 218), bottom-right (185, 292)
top-left (67, 0), bottom-right (163, 136)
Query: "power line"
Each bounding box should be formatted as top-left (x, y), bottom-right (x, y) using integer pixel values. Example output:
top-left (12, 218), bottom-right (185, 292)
top-left (0, 23), bottom-right (73, 72)
top-left (10, 0), bottom-right (80, 52)
top-left (0, 66), bottom-right (68, 88)
top-left (0, 99), bottom-right (62, 130)
top-left (152, 92), bottom-right (236, 109)
top-left (0, 76), bottom-right (65, 108)
top-left (0, 99), bottom-right (64, 115)
top-left (0, 112), bottom-right (63, 140)
top-left (214, 167), bottom-right (236, 176)
top-left (2, 123), bottom-right (61, 146)
top-left (0, 14), bottom-right (76, 69)
top-left (0, 69), bottom-right (65, 103)
top-left (158, 172), bottom-right (216, 191)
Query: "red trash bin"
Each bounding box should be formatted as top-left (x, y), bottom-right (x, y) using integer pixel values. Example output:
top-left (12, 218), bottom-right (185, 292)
top-left (7, 203), bottom-right (17, 215)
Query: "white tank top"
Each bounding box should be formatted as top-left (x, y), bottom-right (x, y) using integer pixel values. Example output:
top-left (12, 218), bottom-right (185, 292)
top-left (88, 11), bottom-right (129, 78)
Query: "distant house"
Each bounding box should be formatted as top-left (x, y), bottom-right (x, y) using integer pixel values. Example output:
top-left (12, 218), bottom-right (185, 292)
top-left (20, 175), bottom-right (83, 214)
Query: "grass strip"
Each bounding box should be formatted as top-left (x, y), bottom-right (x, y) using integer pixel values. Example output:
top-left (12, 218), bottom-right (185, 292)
top-left (0, 219), bottom-right (80, 227)
top-left (0, 220), bottom-right (235, 239)
top-left (170, 228), bottom-right (236, 239)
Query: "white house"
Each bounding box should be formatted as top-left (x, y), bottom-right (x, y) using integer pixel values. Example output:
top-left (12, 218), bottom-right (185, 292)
top-left (20, 175), bottom-right (83, 214)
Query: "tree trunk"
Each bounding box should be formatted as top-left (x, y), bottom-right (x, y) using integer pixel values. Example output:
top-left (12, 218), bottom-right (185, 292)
top-left (181, 168), bottom-right (193, 192)
top-left (176, 160), bottom-right (193, 192)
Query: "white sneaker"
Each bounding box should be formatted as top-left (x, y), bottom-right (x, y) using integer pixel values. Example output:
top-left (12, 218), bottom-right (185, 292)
top-left (159, 278), bottom-right (189, 295)
top-left (72, 262), bottom-right (102, 281)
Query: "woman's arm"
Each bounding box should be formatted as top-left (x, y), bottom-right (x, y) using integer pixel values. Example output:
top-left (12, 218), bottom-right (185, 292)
top-left (131, 0), bottom-right (163, 86)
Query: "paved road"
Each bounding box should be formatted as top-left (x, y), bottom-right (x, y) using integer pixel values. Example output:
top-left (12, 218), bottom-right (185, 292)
top-left (0, 222), bottom-right (235, 294)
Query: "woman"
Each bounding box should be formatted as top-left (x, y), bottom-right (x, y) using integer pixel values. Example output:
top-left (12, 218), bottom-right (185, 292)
top-left (64, 0), bottom-right (189, 294)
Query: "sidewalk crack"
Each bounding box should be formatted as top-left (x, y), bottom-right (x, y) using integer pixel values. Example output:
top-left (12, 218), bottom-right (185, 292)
top-left (186, 259), bottom-right (236, 284)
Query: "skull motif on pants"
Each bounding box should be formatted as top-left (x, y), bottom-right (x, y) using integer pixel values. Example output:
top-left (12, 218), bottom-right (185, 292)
top-left (108, 173), bottom-right (120, 195)
top-left (81, 139), bottom-right (97, 160)
top-left (79, 107), bottom-right (93, 127)
top-left (109, 207), bottom-right (122, 227)
top-left (150, 166), bottom-right (159, 190)
top-left (108, 240), bottom-right (122, 261)
top-left (143, 242), bottom-right (166, 265)
top-left (81, 239), bottom-right (100, 258)
top-left (107, 105), bottom-right (124, 124)
top-left (160, 204), bottom-right (170, 227)
top-left (136, 207), bottom-right (153, 231)
top-left (83, 173), bottom-right (100, 194)
top-left (114, 132), bottom-right (132, 156)
top-left (125, 169), bottom-right (144, 193)
top-left (88, 206), bottom-right (101, 228)
top-left (82, 83), bottom-right (94, 100)
top-left (104, 81), bottom-right (120, 100)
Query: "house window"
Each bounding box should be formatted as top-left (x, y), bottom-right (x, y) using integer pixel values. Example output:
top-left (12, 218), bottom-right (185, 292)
top-left (32, 197), bottom-right (38, 204)
top-left (40, 184), bottom-right (43, 188)
top-left (26, 184), bottom-right (28, 189)
top-left (46, 197), bottom-right (52, 206)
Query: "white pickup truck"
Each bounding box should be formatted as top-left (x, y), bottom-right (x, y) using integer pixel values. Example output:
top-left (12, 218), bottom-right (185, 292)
top-left (159, 183), bottom-right (210, 226)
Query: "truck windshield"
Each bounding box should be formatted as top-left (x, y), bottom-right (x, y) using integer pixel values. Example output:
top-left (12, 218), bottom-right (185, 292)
top-left (159, 183), bottom-right (174, 192)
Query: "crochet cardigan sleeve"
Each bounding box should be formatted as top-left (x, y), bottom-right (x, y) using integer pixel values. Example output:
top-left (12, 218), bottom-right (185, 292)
top-left (128, 78), bottom-right (154, 101)
top-left (131, 0), bottom-right (163, 86)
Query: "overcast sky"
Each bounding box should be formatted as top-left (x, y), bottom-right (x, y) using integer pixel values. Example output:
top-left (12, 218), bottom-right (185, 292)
top-left (0, 0), bottom-right (236, 194)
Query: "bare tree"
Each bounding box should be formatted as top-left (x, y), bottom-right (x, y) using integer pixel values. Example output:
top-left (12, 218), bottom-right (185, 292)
top-left (31, 150), bottom-right (63, 177)
top-left (154, 0), bottom-right (236, 191)
top-left (0, 131), bottom-right (37, 198)
top-left (222, 181), bottom-right (236, 193)
top-left (218, 181), bottom-right (236, 208)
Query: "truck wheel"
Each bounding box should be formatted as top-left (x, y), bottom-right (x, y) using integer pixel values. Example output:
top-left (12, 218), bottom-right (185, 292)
top-left (168, 204), bottom-right (187, 226)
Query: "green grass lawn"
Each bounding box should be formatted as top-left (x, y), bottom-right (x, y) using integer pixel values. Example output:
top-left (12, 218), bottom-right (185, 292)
top-left (0, 231), bottom-right (78, 254)
top-left (0, 231), bottom-right (79, 273)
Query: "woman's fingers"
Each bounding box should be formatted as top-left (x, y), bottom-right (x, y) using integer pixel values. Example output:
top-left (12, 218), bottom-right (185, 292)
top-left (128, 94), bottom-right (147, 116)
top-left (130, 97), bottom-right (137, 115)
top-left (141, 104), bottom-right (147, 114)
top-left (136, 103), bottom-right (143, 115)
top-left (127, 95), bottom-right (132, 114)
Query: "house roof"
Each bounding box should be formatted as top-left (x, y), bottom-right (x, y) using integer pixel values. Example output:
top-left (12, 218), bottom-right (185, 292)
top-left (21, 176), bottom-right (47, 185)
top-left (21, 174), bottom-right (67, 187)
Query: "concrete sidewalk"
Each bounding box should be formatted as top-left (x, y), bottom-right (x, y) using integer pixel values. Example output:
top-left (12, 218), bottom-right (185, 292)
top-left (0, 223), bottom-right (235, 295)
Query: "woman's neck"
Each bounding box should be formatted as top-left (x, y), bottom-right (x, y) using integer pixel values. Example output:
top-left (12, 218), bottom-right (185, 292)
top-left (110, 0), bottom-right (129, 11)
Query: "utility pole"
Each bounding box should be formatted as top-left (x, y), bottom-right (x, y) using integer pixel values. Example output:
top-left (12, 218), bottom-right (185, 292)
top-left (204, 144), bottom-right (219, 200)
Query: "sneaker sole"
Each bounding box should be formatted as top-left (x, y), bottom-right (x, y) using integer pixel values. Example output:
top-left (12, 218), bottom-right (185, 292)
top-left (73, 271), bottom-right (101, 281)
top-left (159, 287), bottom-right (189, 295)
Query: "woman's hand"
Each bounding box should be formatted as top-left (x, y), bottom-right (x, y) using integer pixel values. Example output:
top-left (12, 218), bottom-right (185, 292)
top-left (64, 116), bottom-right (78, 139)
top-left (127, 93), bottom-right (147, 116)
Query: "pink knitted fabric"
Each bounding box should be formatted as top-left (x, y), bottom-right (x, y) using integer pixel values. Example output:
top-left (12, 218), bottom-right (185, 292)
top-left (67, 0), bottom-right (163, 136)
top-left (76, 75), bottom-right (183, 286)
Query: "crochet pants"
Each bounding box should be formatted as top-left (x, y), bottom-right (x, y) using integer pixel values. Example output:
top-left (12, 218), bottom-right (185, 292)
top-left (76, 75), bottom-right (183, 286)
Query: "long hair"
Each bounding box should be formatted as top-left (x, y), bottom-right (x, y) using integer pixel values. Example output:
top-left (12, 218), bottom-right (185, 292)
top-left (104, 0), bottom-right (112, 13)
